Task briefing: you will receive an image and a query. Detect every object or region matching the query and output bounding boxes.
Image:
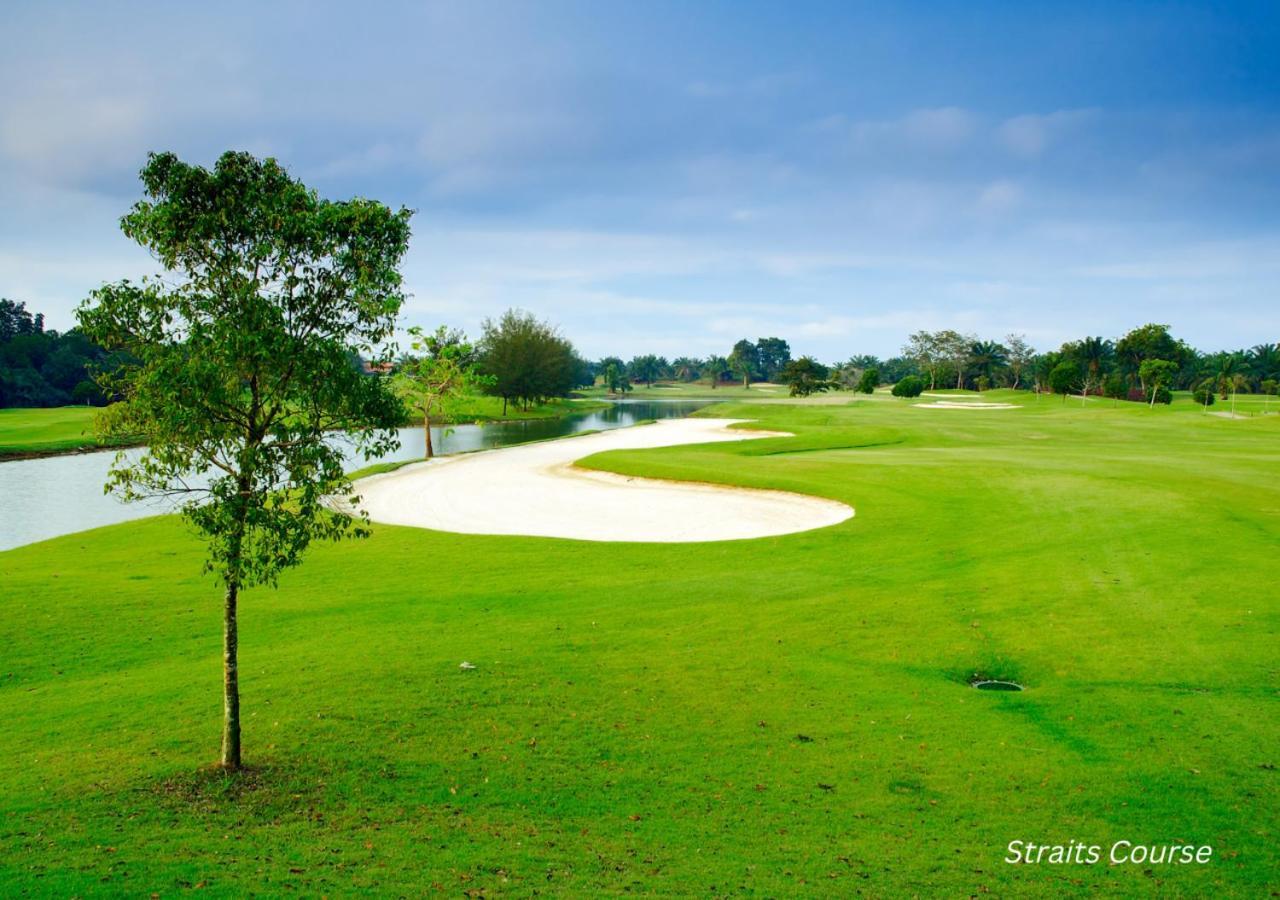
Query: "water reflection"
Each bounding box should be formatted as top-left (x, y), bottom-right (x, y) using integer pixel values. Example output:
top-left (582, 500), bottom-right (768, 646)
top-left (0, 400), bottom-right (709, 551)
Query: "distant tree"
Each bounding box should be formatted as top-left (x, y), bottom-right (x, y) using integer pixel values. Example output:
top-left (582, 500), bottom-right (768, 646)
top-left (392, 326), bottom-right (488, 459)
top-left (77, 150), bottom-right (411, 770)
top-left (703, 354), bottom-right (729, 389)
top-left (1248, 343), bottom-right (1279, 388)
top-left (1138, 359), bottom-right (1178, 408)
top-left (1212, 352), bottom-right (1246, 401)
top-left (478, 309), bottom-right (578, 413)
top-left (1192, 385), bottom-right (1216, 408)
top-left (1048, 361), bottom-right (1079, 402)
top-left (671, 356), bottom-right (701, 382)
top-left (1003, 334), bottom-right (1034, 390)
top-left (778, 356), bottom-right (832, 397)
top-left (903, 331), bottom-right (944, 389)
top-left (935, 330), bottom-right (974, 389)
top-left (1117, 324), bottom-right (1180, 393)
top-left (755, 337), bottom-right (792, 381)
top-left (627, 354), bottom-right (662, 387)
top-left (891, 375), bottom-right (925, 398)
top-left (856, 367), bottom-right (879, 394)
top-left (968, 340), bottom-right (1008, 387)
top-left (1103, 373), bottom-right (1127, 404)
top-left (880, 356), bottom-right (918, 384)
top-left (1261, 378), bottom-right (1278, 414)
top-left (728, 339), bottom-right (758, 388)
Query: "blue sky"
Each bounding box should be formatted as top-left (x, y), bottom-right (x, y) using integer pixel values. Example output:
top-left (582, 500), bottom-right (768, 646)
top-left (1, 1), bottom-right (1277, 360)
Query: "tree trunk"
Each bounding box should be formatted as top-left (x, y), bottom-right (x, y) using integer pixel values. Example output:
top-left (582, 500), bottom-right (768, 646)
top-left (221, 579), bottom-right (241, 770)
top-left (502, 396), bottom-right (507, 416)
top-left (742, 374), bottom-right (749, 389)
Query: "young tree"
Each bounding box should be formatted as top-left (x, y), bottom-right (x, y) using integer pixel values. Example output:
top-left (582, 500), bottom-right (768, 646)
top-left (392, 326), bottom-right (487, 459)
top-left (1261, 378), bottom-right (1278, 414)
top-left (935, 330), bottom-right (973, 389)
top-left (1003, 333), bottom-right (1034, 390)
top-left (728, 339), bottom-right (757, 389)
top-left (903, 331), bottom-right (943, 390)
top-left (891, 375), bottom-right (925, 398)
top-left (1138, 359), bottom-right (1178, 408)
top-left (1116, 324), bottom-right (1179, 393)
top-left (77, 151), bottom-right (411, 770)
top-left (856, 367), bottom-right (880, 394)
top-left (1048, 361), bottom-right (1079, 402)
top-left (778, 356), bottom-right (832, 397)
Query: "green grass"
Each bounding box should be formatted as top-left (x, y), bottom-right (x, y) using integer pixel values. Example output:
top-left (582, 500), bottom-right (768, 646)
top-left (0, 395), bottom-right (612, 460)
top-left (1, 391), bottom-right (1277, 895)
top-left (0, 406), bottom-right (133, 458)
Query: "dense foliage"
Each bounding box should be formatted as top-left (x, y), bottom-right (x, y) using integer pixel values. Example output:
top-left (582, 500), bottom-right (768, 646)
top-left (77, 150), bottom-right (412, 769)
top-left (0, 299), bottom-right (119, 407)
top-left (477, 309), bottom-right (590, 414)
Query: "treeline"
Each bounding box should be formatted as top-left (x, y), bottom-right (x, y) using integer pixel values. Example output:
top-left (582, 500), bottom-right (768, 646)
top-left (589, 325), bottom-right (1280, 403)
top-left (0, 299), bottom-right (123, 407)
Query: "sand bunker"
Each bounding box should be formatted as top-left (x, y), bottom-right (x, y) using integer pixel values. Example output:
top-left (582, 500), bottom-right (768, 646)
top-left (353, 418), bottom-right (853, 542)
top-left (915, 400), bottom-right (1018, 410)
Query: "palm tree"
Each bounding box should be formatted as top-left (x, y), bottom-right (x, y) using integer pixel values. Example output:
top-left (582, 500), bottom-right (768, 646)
top-left (1249, 343), bottom-right (1280, 387)
top-left (967, 340), bottom-right (1008, 389)
top-left (703, 354), bottom-right (729, 389)
top-left (672, 357), bottom-right (701, 383)
top-left (1214, 352), bottom-right (1246, 400)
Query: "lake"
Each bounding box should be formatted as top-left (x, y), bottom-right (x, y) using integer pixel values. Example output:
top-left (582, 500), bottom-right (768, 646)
top-left (0, 399), bottom-right (710, 551)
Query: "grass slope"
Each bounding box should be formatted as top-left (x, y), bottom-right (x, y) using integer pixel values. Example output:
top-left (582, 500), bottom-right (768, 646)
top-left (0, 406), bottom-right (130, 458)
top-left (1, 392), bottom-right (1277, 895)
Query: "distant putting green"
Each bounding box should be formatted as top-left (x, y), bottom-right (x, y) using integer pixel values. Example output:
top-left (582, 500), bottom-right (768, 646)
top-left (1, 390), bottom-right (1276, 895)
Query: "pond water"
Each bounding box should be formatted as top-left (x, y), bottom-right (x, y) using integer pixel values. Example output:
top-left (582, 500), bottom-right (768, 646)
top-left (0, 399), bottom-right (710, 552)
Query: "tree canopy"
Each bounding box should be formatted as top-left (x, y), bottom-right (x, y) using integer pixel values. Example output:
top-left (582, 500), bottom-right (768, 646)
top-left (76, 150), bottom-right (412, 769)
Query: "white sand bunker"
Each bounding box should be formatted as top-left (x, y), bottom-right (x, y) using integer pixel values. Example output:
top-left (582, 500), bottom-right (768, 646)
top-left (355, 418), bottom-right (853, 542)
top-left (915, 400), bottom-right (1018, 409)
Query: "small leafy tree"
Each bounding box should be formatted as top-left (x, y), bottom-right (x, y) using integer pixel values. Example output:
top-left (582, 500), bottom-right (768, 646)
top-left (392, 326), bottom-right (489, 458)
top-left (77, 151), bottom-right (411, 770)
top-left (1103, 373), bottom-right (1127, 404)
top-left (728, 339), bottom-right (757, 389)
top-left (1192, 385), bottom-right (1215, 408)
top-left (1262, 378), bottom-right (1278, 414)
top-left (1139, 359), bottom-right (1178, 409)
top-left (1048, 361), bottom-right (1079, 402)
top-left (778, 356), bottom-right (832, 397)
top-left (856, 367), bottom-right (879, 394)
top-left (891, 375), bottom-right (925, 398)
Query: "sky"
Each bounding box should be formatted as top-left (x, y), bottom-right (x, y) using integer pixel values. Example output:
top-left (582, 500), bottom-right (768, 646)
top-left (1, 1), bottom-right (1278, 361)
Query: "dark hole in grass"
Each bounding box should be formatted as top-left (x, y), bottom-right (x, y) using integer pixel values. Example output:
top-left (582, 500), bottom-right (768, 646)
top-left (971, 678), bottom-right (1023, 692)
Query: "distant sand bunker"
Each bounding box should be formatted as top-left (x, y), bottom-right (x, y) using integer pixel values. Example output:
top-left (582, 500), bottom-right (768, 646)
top-left (354, 418), bottom-right (854, 542)
top-left (915, 400), bottom-right (1018, 410)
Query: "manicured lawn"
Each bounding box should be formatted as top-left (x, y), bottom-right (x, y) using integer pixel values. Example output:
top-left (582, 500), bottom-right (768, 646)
top-left (0, 396), bottom-right (610, 460)
top-left (0, 406), bottom-right (125, 458)
top-left (1, 391), bottom-right (1276, 895)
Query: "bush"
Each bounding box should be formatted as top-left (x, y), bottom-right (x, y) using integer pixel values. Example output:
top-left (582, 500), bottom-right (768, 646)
top-left (1192, 387), bottom-right (1215, 406)
top-left (891, 375), bottom-right (925, 398)
top-left (856, 368), bottom-right (879, 394)
top-left (1103, 374), bottom-right (1127, 400)
top-left (1151, 386), bottom-right (1172, 405)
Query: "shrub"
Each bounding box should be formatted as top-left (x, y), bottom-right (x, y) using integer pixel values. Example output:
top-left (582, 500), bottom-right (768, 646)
top-left (1151, 386), bottom-right (1172, 405)
top-left (856, 368), bottom-right (879, 394)
top-left (1192, 387), bottom-right (1215, 406)
top-left (892, 375), bottom-right (925, 398)
top-left (1103, 374), bottom-right (1127, 400)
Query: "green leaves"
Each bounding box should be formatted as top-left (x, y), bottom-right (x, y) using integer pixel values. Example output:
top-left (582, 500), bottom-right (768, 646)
top-left (77, 150), bottom-right (413, 590)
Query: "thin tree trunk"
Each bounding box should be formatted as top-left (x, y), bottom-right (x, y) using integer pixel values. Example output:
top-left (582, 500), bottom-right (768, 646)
top-left (424, 413), bottom-right (433, 459)
top-left (222, 579), bottom-right (241, 770)
top-left (502, 396), bottom-right (507, 416)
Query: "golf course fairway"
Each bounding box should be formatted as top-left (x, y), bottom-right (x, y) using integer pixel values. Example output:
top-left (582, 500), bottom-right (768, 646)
top-left (1, 391), bottom-right (1276, 895)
